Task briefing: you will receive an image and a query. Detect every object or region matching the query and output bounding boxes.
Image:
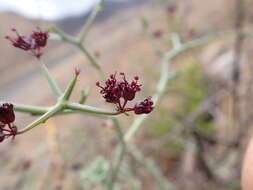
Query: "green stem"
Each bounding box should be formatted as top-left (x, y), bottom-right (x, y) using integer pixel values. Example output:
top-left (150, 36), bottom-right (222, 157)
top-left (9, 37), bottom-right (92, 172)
top-left (50, 26), bottom-right (77, 44)
top-left (77, 43), bottom-right (105, 79)
top-left (61, 71), bottom-right (79, 101)
top-left (79, 89), bottom-right (90, 104)
top-left (17, 103), bottom-right (64, 134)
top-left (38, 60), bottom-right (62, 97)
top-left (107, 118), bottom-right (127, 190)
top-left (79, 0), bottom-right (104, 42)
top-left (66, 102), bottom-right (119, 116)
top-left (50, 26), bottom-right (105, 79)
top-left (13, 103), bottom-right (49, 115)
top-left (124, 35), bottom-right (212, 143)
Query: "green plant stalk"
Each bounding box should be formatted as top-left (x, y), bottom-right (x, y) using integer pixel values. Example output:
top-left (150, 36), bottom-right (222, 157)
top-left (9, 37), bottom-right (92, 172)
top-left (79, 89), bottom-right (90, 104)
top-left (124, 35), bottom-right (212, 143)
top-left (9, 102), bottom-right (119, 116)
top-left (50, 29), bottom-right (105, 79)
top-left (77, 43), bottom-right (105, 79)
top-left (50, 27), bottom-right (105, 79)
top-left (17, 103), bottom-right (64, 134)
top-left (107, 118), bottom-right (127, 190)
top-left (16, 102), bottom-right (120, 134)
top-left (50, 26), bottom-right (77, 43)
top-left (50, 13), bottom-right (211, 190)
top-left (13, 103), bottom-right (50, 115)
top-left (38, 60), bottom-right (62, 97)
top-left (61, 72), bottom-right (79, 101)
top-left (79, 0), bottom-right (104, 42)
top-left (66, 102), bottom-right (119, 116)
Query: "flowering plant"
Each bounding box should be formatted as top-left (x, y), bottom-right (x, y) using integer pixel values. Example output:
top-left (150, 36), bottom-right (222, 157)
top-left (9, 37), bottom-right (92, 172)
top-left (0, 0), bottom-right (211, 189)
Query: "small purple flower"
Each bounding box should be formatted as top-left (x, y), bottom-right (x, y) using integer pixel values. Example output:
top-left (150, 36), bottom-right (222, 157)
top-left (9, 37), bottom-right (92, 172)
top-left (0, 103), bottom-right (15, 124)
top-left (0, 103), bottom-right (18, 142)
top-left (134, 97), bottom-right (154, 114)
top-left (5, 27), bottom-right (49, 58)
top-left (30, 28), bottom-right (49, 47)
top-left (5, 29), bottom-right (31, 51)
top-left (120, 73), bottom-right (141, 101)
top-left (96, 73), bottom-right (122, 104)
top-left (97, 72), bottom-right (154, 115)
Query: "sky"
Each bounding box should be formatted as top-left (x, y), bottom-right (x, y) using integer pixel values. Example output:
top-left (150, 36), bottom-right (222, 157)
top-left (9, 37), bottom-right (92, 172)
top-left (0, 0), bottom-right (107, 20)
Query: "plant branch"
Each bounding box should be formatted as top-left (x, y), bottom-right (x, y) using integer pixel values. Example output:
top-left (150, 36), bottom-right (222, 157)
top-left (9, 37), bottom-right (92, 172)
top-left (66, 102), bottom-right (119, 116)
top-left (12, 103), bottom-right (49, 115)
top-left (124, 35), bottom-right (212, 142)
top-left (77, 43), bottom-right (105, 79)
top-left (38, 59), bottom-right (62, 97)
top-left (79, 0), bottom-right (104, 42)
top-left (79, 89), bottom-right (90, 104)
top-left (61, 70), bottom-right (80, 101)
top-left (17, 103), bottom-right (64, 134)
top-left (107, 118), bottom-right (127, 190)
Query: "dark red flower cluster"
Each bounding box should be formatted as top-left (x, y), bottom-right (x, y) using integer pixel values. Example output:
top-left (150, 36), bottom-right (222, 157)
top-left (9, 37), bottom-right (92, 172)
top-left (5, 27), bottom-right (49, 58)
top-left (0, 103), bottom-right (18, 142)
top-left (96, 73), bottom-right (154, 115)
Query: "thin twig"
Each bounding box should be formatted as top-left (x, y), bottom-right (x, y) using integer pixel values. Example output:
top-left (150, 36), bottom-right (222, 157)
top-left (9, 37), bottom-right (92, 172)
top-left (107, 118), bottom-right (127, 190)
top-left (38, 59), bottom-right (62, 97)
top-left (124, 35), bottom-right (213, 143)
top-left (79, 0), bottom-right (104, 43)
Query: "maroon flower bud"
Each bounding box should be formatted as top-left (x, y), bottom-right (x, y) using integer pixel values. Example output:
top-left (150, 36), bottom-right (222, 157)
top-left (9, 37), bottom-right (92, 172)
top-left (167, 4), bottom-right (177, 15)
top-left (0, 103), bottom-right (15, 124)
top-left (5, 29), bottom-right (31, 51)
top-left (152, 30), bottom-right (163, 39)
top-left (6, 27), bottom-right (49, 59)
top-left (75, 68), bottom-right (81, 76)
top-left (30, 28), bottom-right (49, 47)
top-left (120, 72), bottom-right (141, 101)
top-left (94, 51), bottom-right (101, 58)
top-left (134, 97), bottom-right (154, 114)
top-left (0, 103), bottom-right (18, 142)
top-left (96, 73), bottom-right (122, 104)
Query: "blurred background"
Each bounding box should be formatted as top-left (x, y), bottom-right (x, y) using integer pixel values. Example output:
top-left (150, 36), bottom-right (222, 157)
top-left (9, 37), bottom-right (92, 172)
top-left (0, 0), bottom-right (252, 189)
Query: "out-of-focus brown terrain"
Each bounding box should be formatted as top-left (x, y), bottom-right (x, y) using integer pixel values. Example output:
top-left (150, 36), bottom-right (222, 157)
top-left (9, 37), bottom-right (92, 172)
top-left (1, 0), bottom-right (253, 189)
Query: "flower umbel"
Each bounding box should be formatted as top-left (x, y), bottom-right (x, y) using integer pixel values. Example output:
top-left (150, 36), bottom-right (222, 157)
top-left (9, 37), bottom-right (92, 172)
top-left (96, 72), bottom-right (154, 115)
top-left (5, 27), bottom-right (49, 58)
top-left (0, 103), bottom-right (18, 142)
